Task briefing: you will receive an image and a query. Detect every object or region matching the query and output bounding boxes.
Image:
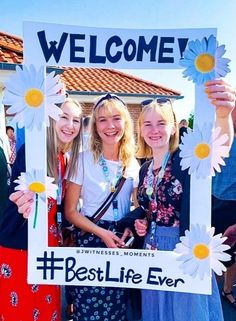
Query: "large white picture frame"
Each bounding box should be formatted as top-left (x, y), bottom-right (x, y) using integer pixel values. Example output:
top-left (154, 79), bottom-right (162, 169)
top-left (19, 22), bottom-right (219, 294)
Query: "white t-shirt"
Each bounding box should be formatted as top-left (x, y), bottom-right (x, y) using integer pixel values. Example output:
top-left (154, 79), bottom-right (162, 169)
top-left (69, 150), bottom-right (140, 221)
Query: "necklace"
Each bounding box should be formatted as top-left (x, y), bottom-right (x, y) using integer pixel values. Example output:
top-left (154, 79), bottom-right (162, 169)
top-left (144, 152), bottom-right (170, 249)
top-left (99, 154), bottom-right (123, 192)
top-left (144, 152), bottom-right (170, 222)
top-left (145, 152), bottom-right (170, 198)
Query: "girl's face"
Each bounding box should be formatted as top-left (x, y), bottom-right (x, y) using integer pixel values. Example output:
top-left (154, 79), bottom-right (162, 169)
top-left (55, 101), bottom-right (81, 145)
top-left (141, 109), bottom-right (175, 151)
top-left (95, 105), bottom-right (125, 147)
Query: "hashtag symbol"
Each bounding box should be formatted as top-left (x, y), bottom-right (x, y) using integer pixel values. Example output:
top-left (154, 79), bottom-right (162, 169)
top-left (37, 251), bottom-right (64, 280)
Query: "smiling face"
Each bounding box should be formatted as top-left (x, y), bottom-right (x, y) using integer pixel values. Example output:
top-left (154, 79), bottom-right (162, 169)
top-left (141, 108), bottom-right (175, 152)
top-left (95, 104), bottom-right (125, 148)
top-left (55, 101), bottom-right (82, 146)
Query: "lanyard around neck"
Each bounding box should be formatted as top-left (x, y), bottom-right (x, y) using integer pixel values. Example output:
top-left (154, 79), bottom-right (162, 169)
top-left (99, 154), bottom-right (123, 222)
top-left (146, 152), bottom-right (170, 198)
top-left (99, 154), bottom-right (123, 192)
top-left (57, 155), bottom-right (63, 205)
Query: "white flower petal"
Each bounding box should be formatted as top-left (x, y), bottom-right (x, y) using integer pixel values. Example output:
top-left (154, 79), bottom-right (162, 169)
top-left (211, 258), bottom-right (227, 275)
top-left (3, 64), bottom-right (64, 130)
top-left (175, 224), bottom-right (230, 279)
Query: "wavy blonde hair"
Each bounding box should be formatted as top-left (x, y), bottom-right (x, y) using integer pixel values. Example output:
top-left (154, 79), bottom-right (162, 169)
top-left (136, 100), bottom-right (179, 159)
top-left (47, 98), bottom-right (83, 182)
top-left (90, 97), bottom-right (135, 167)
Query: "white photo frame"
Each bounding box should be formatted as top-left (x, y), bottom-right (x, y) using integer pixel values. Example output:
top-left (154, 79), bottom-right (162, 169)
top-left (18, 23), bottom-right (220, 294)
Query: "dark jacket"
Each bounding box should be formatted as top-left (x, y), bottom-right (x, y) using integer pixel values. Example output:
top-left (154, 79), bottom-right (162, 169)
top-left (0, 147), bottom-right (9, 218)
top-left (119, 150), bottom-right (190, 237)
top-left (0, 145), bottom-right (28, 250)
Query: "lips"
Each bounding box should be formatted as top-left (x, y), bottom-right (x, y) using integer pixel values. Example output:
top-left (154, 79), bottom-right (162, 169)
top-left (149, 136), bottom-right (161, 140)
top-left (61, 130), bottom-right (74, 138)
top-left (104, 131), bottom-right (118, 137)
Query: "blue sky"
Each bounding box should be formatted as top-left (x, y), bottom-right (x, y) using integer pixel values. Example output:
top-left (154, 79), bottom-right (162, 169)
top-left (1, 0), bottom-right (235, 120)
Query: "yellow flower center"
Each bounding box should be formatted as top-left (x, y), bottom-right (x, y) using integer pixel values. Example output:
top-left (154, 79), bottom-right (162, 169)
top-left (194, 143), bottom-right (210, 159)
top-left (195, 53), bottom-right (215, 73)
top-left (193, 243), bottom-right (210, 260)
top-left (28, 181), bottom-right (45, 194)
top-left (25, 88), bottom-right (44, 108)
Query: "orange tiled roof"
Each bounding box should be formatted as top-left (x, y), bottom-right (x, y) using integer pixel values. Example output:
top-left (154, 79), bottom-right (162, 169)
top-left (0, 31), bottom-right (180, 97)
top-left (61, 67), bottom-right (180, 96)
top-left (0, 31), bottom-right (23, 64)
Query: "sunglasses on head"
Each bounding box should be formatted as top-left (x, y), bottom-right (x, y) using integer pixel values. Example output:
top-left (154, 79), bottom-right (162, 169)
top-left (94, 93), bottom-right (126, 109)
top-left (141, 97), bottom-right (171, 107)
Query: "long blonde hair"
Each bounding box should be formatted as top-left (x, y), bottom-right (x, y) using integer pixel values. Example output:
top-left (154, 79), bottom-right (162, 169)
top-left (47, 98), bottom-right (83, 182)
top-left (90, 96), bottom-right (135, 167)
top-left (136, 100), bottom-right (179, 159)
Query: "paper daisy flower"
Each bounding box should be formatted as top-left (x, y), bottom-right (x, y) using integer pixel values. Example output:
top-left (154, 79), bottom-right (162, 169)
top-left (174, 224), bottom-right (231, 279)
top-left (4, 64), bottom-right (65, 130)
top-left (180, 35), bottom-right (230, 84)
top-left (14, 169), bottom-right (58, 228)
top-left (179, 123), bottom-right (229, 178)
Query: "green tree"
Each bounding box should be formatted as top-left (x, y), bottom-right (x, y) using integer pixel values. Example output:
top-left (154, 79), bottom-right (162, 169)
top-left (188, 112), bottom-right (194, 129)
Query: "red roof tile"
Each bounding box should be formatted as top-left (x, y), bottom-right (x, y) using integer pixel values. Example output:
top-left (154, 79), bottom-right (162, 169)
top-left (0, 31), bottom-right (181, 97)
top-left (0, 31), bottom-right (23, 64)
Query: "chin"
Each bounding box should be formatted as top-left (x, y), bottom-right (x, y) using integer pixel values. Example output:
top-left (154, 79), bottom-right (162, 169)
top-left (105, 136), bottom-right (121, 143)
top-left (62, 135), bottom-right (76, 143)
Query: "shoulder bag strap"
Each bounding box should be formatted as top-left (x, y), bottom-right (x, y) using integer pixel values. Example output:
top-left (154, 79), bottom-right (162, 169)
top-left (80, 176), bottom-right (126, 236)
top-left (92, 175), bottom-right (126, 224)
top-left (90, 166), bottom-right (126, 221)
top-left (79, 168), bottom-right (126, 236)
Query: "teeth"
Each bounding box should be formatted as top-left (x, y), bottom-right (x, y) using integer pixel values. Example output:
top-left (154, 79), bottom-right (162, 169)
top-left (105, 132), bottom-right (116, 136)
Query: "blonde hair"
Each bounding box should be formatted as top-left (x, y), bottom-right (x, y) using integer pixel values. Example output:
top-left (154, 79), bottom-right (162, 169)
top-left (47, 98), bottom-right (83, 182)
top-left (136, 100), bottom-right (179, 159)
top-left (90, 97), bottom-right (135, 167)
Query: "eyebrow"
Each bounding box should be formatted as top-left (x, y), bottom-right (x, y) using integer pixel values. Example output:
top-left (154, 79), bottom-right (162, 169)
top-left (143, 120), bottom-right (166, 124)
top-left (97, 114), bottom-right (121, 119)
top-left (61, 112), bottom-right (80, 119)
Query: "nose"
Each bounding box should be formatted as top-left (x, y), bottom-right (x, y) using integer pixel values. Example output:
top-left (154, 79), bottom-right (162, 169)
top-left (107, 119), bottom-right (115, 128)
top-left (66, 118), bottom-right (74, 128)
top-left (150, 124), bottom-right (160, 133)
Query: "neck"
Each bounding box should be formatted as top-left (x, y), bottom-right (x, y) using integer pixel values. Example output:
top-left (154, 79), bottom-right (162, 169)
top-left (152, 147), bottom-right (169, 169)
top-left (102, 144), bottom-right (120, 161)
top-left (57, 141), bottom-right (65, 153)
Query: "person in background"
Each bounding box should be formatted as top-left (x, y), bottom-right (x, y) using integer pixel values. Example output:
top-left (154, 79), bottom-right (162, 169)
top-left (65, 93), bottom-right (140, 321)
top-left (0, 142), bottom-right (9, 219)
top-left (212, 105), bottom-right (236, 309)
top-left (0, 98), bottom-right (83, 321)
top-left (6, 125), bottom-right (17, 166)
top-left (179, 118), bottom-right (189, 129)
top-left (178, 118), bottom-right (189, 144)
top-left (81, 115), bottom-right (91, 151)
top-left (121, 79), bottom-right (235, 321)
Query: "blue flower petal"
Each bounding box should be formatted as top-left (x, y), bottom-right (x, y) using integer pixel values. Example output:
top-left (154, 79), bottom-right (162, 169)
top-left (207, 35), bottom-right (217, 55)
top-left (184, 50), bottom-right (197, 60)
top-left (216, 45), bottom-right (226, 58)
top-left (201, 37), bottom-right (207, 52)
top-left (180, 35), bottom-right (230, 84)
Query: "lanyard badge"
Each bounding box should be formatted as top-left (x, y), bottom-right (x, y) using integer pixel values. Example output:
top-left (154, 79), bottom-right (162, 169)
top-left (146, 221), bottom-right (157, 250)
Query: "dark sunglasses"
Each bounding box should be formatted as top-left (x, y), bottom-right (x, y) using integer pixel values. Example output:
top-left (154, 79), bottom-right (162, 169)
top-left (141, 97), bottom-right (171, 107)
top-left (94, 93), bottom-right (126, 109)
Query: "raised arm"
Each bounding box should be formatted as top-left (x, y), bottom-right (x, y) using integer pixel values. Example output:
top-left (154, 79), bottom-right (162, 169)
top-left (205, 79), bottom-right (235, 146)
